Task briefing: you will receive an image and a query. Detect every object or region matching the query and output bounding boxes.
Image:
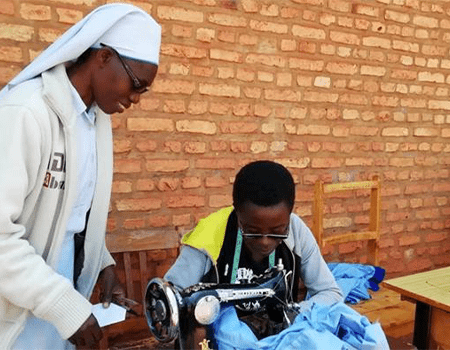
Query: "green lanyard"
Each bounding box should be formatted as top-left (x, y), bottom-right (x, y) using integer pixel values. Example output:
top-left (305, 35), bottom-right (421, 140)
top-left (230, 228), bottom-right (275, 284)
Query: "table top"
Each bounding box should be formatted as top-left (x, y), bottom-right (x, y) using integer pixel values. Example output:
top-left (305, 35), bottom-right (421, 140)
top-left (383, 266), bottom-right (450, 313)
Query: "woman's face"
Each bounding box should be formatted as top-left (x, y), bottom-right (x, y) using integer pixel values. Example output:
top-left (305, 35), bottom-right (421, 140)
top-left (236, 201), bottom-right (291, 263)
top-left (93, 49), bottom-right (158, 114)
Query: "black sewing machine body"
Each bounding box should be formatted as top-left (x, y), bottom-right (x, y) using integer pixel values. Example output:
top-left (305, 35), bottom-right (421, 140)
top-left (144, 262), bottom-right (297, 349)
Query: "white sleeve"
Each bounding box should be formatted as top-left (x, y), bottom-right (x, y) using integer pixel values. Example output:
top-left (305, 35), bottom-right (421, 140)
top-left (0, 106), bottom-right (91, 339)
top-left (289, 214), bottom-right (344, 310)
top-left (164, 245), bottom-right (212, 290)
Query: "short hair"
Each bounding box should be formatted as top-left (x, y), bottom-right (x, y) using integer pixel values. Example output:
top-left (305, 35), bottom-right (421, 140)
top-left (233, 160), bottom-right (295, 212)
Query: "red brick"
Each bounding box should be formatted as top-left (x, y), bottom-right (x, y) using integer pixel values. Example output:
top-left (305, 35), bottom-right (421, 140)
top-left (195, 158), bottom-right (236, 169)
top-left (249, 20), bottom-right (287, 34)
top-left (425, 232), bottom-right (447, 242)
top-left (173, 214), bottom-right (191, 226)
top-left (386, 211), bottom-right (410, 222)
top-left (162, 142), bottom-right (181, 154)
top-left (148, 215), bottom-right (170, 227)
top-left (209, 194), bottom-right (232, 207)
top-left (180, 177), bottom-right (201, 189)
top-left (246, 53), bottom-right (285, 67)
top-left (158, 6), bottom-right (203, 23)
top-left (107, 219), bottom-right (116, 232)
top-left (112, 181), bottom-right (132, 194)
top-left (146, 159), bottom-right (189, 173)
top-left (339, 93), bottom-right (368, 105)
top-left (339, 241), bottom-right (363, 254)
top-left (404, 184), bottom-right (431, 194)
top-left (208, 13), bottom-right (246, 26)
top-left (116, 198), bottom-right (162, 211)
top-left (157, 178), bottom-right (180, 192)
top-left (0, 46), bottom-right (22, 63)
top-left (210, 48), bottom-right (242, 63)
top-left (20, 4), bottom-right (51, 20)
top-left (0, 23), bottom-right (34, 41)
top-left (220, 121), bottom-right (258, 134)
top-left (123, 219), bottom-right (145, 230)
top-left (311, 157), bottom-right (342, 168)
top-left (114, 159), bottom-right (141, 173)
top-left (171, 25), bottom-right (192, 38)
top-left (230, 141), bottom-right (248, 153)
top-left (415, 208), bottom-right (439, 219)
top-left (56, 8), bottom-right (83, 24)
top-left (166, 195), bottom-right (205, 208)
top-left (0, 0), bottom-right (14, 15)
top-left (152, 79), bottom-right (196, 94)
top-left (199, 83), bottom-right (240, 97)
top-left (192, 65), bottom-right (214, 77)
top-left (205, 177), bottom-right (228, 188)
top-left (39, 27), bottom-right (65, 43)
top-left (329, 0), bottom-right (351, 12)
top-left (210, 141), bottom-right (227, 151)
top-left (136, 179), bottom-right (155, 192)
top-left (292, 25), bottom-right (325, 39)
top-left (399, 235), bottom-right (421, 246)
top-left (184, 141), bottom-right (206, 154)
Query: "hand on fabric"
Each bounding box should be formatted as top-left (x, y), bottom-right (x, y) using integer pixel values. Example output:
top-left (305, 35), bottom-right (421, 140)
top-left (68, 314), bottom-right (102, 348)
top-left (292, 301), bottom-right (312, 314)
top-left (98, 265), bottom-right (126, 308)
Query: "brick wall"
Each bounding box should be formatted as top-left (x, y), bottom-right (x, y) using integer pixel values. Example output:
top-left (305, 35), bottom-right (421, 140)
top-left (2, 0), bottom-right (450, 278)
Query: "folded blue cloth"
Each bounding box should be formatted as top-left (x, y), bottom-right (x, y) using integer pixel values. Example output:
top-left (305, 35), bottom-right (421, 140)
top-left (213, 302), bottom-right (389, 350)
top-left (327, 263), bottom-right (386, 304)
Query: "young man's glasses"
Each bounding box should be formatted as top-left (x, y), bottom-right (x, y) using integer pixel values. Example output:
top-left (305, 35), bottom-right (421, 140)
top-left (239, 222), bottom-right (290, 240)
top-left (100, 43), bottom-right (148, 94)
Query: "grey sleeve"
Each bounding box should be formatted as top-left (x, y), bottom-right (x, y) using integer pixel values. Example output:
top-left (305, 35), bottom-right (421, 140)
top-left (289, 215), bottom-right (344, 310)
top-left (164, 245), bottom-right (213, 290)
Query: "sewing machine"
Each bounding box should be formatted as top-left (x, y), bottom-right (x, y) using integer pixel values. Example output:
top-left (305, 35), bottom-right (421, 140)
top-left (144, 260), bottom-right (297, 349)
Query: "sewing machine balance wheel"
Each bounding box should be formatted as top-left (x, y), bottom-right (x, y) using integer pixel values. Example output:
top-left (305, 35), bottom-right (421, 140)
top-left (144, 277), bottom-right (179, 343)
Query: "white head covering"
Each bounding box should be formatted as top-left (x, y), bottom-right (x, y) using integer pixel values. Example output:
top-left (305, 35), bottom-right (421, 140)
top-left (0, 3), bottom-right (161, 98)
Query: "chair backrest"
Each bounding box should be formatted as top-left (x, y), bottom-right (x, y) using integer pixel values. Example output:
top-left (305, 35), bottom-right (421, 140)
top-left (312, 175), bottom-right (381, 266)
top-left (105, 231), bottom-right (180, 312)
top-left (96, 233), bottom-right (180, 349)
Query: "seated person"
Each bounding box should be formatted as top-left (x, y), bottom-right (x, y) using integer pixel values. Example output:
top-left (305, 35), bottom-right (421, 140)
top-left (164, 160), bottom-right (344, 348)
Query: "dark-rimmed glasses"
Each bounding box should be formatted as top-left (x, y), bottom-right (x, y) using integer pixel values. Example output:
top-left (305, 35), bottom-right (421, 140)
top-left (100, 43), bottom-right (148, 94)
top-left (239, 221), bottom-right (290, 240)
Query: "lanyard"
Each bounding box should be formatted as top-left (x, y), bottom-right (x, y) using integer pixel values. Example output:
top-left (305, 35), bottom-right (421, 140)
top-left (230, 228), bottom-right (275, 284)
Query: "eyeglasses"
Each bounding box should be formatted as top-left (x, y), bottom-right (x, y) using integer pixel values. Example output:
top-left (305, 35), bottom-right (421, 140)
top-left (100, 43), bottom-right (148, 94)
top-left (239, 221), bottom-right (290, 240)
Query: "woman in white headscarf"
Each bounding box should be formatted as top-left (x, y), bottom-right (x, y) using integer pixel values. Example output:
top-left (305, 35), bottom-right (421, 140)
top-left (0, 3), bottom-right (161, 349)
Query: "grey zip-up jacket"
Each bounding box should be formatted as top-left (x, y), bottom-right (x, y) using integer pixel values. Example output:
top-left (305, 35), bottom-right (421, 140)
top-left (0, 64), bottom-right (115, 349)
top-left (165, 211), bottom-right (343, 312)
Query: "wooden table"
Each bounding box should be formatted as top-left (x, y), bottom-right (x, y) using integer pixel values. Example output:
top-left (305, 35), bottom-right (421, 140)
top-left (383, 266), bottom-right (450, 350)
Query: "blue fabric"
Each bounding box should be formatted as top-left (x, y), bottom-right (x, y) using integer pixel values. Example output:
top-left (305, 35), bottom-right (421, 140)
top-left (213, 302), bottom-right (389, 350)
top-left (327, 263), bottom-right (385, 304)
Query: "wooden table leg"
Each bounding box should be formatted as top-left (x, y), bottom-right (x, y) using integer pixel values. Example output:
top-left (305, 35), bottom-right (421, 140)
top-left (413, 301), bottom-right (431, 350)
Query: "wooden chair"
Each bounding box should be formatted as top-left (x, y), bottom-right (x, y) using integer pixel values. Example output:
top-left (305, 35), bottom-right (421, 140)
top-left (94, 231), bottom-right (179, 349)
top-left (312, 175), bottom-right (381, 266)
top-left (312, 176), bottom-right (416, 348)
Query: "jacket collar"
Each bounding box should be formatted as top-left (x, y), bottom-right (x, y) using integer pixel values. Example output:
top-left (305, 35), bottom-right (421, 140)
top-left (41, 64), bottom-right (101, 128)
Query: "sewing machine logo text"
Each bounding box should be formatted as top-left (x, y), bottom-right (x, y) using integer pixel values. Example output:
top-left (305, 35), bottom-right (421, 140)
top-left (43, 152), bottom-right (66, 190)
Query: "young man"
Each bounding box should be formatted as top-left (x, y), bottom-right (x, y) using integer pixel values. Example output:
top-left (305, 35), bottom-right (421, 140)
top-left (164, 160), bottom-right (344, 348)
top-left (0, 4), bottom-right (161, 349)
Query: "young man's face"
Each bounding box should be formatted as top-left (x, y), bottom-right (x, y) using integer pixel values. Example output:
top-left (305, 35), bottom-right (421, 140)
top-left (236, 201), bottom-right (291, 263)
top-left (93, 49), bottom-right (158, 114)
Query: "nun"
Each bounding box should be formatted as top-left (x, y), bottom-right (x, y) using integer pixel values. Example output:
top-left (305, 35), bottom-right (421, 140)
top-left (0, 3), bottom-right (161, 349)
